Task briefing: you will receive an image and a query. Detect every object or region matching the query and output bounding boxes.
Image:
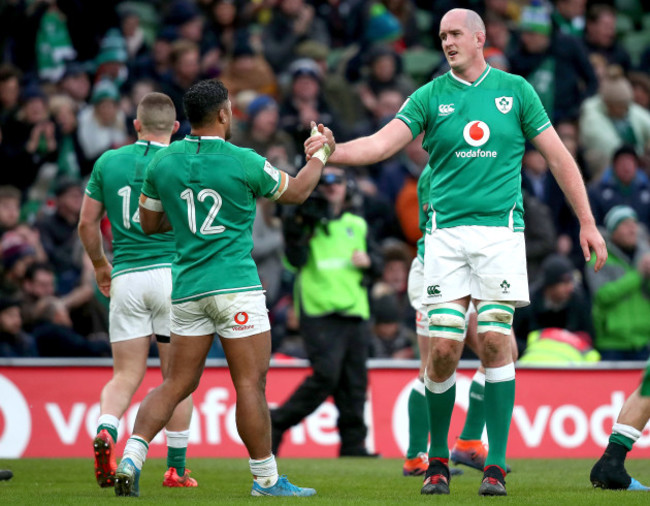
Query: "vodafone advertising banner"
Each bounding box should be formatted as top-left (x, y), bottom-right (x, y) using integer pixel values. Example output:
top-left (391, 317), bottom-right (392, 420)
top-left (0, 364), bottom-right (648, 459)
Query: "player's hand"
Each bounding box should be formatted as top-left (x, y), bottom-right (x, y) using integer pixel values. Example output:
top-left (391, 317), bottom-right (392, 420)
top-left (94, 263), bottom-right (112, 297)
top-left (351, 249), bottom-right (370, 268)
top-left (580, 222), bottom-right (607, 272)
top-left (304, 122), bottom-right (335, 160)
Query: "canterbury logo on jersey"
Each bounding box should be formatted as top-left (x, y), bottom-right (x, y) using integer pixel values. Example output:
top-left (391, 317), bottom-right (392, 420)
top-left (438, 103), bottom-right (455, 116)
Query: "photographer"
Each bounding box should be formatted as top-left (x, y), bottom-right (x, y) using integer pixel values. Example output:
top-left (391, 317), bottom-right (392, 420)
top-left (272, 166), bottom-right (383, 457)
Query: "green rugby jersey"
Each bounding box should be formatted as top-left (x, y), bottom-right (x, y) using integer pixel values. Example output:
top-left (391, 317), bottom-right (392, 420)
top-left (415, 164), bottom-right (432, 262)
top-left (85, 140), bottom-right (175, 277)
top-left (396, 65), bottom-right (551, 231)
top-left (141, 135), bottom-right (288, 303)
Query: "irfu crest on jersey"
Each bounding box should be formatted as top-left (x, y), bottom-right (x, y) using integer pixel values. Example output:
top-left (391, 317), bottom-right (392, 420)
top-left (495, 96), bottom-right (513, 114)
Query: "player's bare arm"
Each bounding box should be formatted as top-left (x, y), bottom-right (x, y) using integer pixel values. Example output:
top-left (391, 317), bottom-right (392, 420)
top-left (532, 127), bottom-right (607, 271)
top-left (78, 195), bottom-right (112, 297)
top-left (139, 194), bottom-right (173, 235)
top-left (305, 119), bottom-right (412, 166)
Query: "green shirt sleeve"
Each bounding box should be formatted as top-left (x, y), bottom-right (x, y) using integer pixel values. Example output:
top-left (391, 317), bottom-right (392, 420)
top-left (242, 149), bottom-right (284, 199)
top-left (141, 157), bottom-right (161, 200)
top-left (519, 78), bottom-right (552, 140)
top-left (395, 84), bottom-right (431, 139)
top-left (85, 153), bottom-right (107, 203)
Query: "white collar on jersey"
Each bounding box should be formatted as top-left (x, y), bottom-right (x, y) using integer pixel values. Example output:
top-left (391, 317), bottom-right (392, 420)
top-left (449, 64), bottom-right (491, 87)
top-left (185, 135), bottom-right (224, 141)
top-left (135, 140), bottom-right (168, 147)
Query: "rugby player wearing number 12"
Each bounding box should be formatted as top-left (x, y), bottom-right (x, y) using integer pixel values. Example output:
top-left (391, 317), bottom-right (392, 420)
top-left (114, 79), bottom-right (331, 498)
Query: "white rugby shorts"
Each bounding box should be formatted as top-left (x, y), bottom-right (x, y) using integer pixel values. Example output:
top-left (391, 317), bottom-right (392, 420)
top-left (109, 268), bottom-right (172, 343)
top-left (171, 290), bottom-right (270, 338)
top-left (422, 226), bottom-right (529, 307)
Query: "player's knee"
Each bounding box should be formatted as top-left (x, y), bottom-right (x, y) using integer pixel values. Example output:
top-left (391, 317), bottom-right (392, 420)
top-left (112, 369), bottom-right (145, 392)
top-left (476, 301), bottom-right (515, 336)
top-left (427, 303), bottom-right (466, 341)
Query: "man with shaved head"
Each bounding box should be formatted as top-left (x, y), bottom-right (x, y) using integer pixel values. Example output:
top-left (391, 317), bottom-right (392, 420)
top-left (306, 8), bottom-right (607, 496)
top-left (79, 92), bottom-right (198, 490)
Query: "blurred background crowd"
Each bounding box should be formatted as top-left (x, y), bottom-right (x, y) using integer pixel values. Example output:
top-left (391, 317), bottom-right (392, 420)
top-left (1, 0), bottom-right (650, 363)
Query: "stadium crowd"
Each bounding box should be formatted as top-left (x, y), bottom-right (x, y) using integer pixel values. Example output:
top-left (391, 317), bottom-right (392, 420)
top-left (1, 0), bottom-right (650, 362)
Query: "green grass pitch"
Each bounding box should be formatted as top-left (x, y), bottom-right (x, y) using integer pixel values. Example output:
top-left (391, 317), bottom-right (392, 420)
top-left (0, 458), bottom-right (649, 504)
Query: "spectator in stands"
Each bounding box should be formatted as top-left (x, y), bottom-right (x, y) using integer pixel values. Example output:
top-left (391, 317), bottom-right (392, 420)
top-left (219, 36), bottom-right (277, 99)
top-left (370, 292), bottom-right (415, 359)
top-left (521, 147), bottom-right (577, 264)
top-left (583, 4), bottom-right (631, 73)
top-left (34, 178), bottom-right (83, 295)
top-left (586, 206), bottom-right (650, 361)
top-left (522, 189), bottom-right (556, 284)
top-left (161, 40), bottom-right (203, 128)
top-left (49, 94), bottom-right (83, 179)
top-left (295, 40), bottom-right (366, 127)
top-left (279, 58), bottom-right (343, 156)
top-left (312, 0), bottom-right (365, 49)
top-left (34, 1), bottom-right (76, 82)
top-left (579, 67), bottom-right (650, 178)
top-left (129, 27), bottom-right (177, 84)
top-left (629, 72), bottom-right (650, 111)
top-left (0, 186), bottom-right (48, 268)
top-left (0, 293), bottom-right (37, 357)
top-left (483, 0), bottom-right (521, 24)
top-left (77, 80), bottom-right (127, 169)
top-left (513, 254), bottom-right (594, 355)
top-left (552, 0), bottom-right (587, 37)
top-left (508, 4), bottom-right (598, 123)
top-left (0, 64), bottom-right (21, 126)
top-left (371, 240), bottom-right (414, 329)
top-left (205, 0), bottom-right (244, 57)
top-left (230, 94), bottom-right (296, 163)
top-left (93, 29), bottom-right (129, 88)
top-left (20, 262), bottom-right (55, 330)
top-left (1, 242), bottom-right (37, 291)
top-left (57, 62), bottom-right (91, 109)
top-left (0, 186), bottom-right (21, 238)
top-left (262, 0), bottom-right (330, 73)
top-left (31, 296), bottom-right (110, 357)
top-left (353, 87), bottom-right (407, 198)
top-left (166, 0), bottom-right (220, 76)
top-left (119, 5), bottom-right (149, 60)
top-left (379, 0), bottom-right (420, 49)
top-left (484, 11), bottom-right (514, 56)
top-left (589, 145), bottom-right (650, 229)
top-left (395, 134), bottom-right (428, 247)
top-left (357, 45), bottom-right (414, 119)
top-left (2, 85), bottom-right (58, 197)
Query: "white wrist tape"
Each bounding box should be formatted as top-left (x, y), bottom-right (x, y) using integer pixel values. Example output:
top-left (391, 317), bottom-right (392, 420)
top-left (310, 125), bottom-right (331, 165)
top-left (312, 143), bottom-right (331, 165)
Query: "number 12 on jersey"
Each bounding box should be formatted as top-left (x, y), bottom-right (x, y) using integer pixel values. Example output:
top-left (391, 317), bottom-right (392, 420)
top-left (180, 188), bottom-right (226, 235)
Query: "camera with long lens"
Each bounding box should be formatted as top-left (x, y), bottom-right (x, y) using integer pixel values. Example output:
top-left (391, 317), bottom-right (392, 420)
top-left (282, 173), bottom-right (340, 233)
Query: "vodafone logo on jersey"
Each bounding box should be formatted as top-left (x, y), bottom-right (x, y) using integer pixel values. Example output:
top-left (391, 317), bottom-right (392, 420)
top-left (463, 120), bottom-right (490, 147)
